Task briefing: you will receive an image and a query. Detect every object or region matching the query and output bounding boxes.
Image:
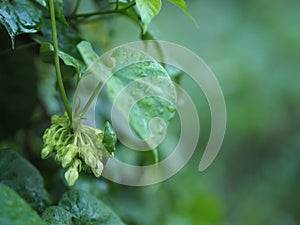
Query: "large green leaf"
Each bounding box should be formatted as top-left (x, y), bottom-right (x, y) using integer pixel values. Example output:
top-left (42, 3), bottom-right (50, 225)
top-left (76, 46), bottom-right (176, 152)
top-left (42, 189), bottom-right (125, 225)
top-left (0, 149), bottom-right (51, 214)
top-left (105, 47), bottom-right (176, 149)
top-left (0, 183), bottom-right (47, 225)
top-left (136, 0), bottom-right (162, 34)
top-left (0, 0), bottom-right (42, 47)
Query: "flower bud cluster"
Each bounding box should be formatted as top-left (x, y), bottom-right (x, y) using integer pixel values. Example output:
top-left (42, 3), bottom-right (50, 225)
top-left (41, 113), bottom-right (116, 186)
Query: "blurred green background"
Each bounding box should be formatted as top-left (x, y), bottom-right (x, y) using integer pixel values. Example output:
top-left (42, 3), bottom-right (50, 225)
top-left (1, 0), bottom-right (300, 224)
top-left (104, 0), bottom-right (300, 224)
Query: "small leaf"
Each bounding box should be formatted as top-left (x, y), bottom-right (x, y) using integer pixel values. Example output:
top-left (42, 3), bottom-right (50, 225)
top-left (0, 149), bottom-right (51, 214)
top-left (168, 0), bottom-right (198, 26)
top-left (136, 0), bottom-right (162, 34)
top-left (40, 42), bottom-right (85, 74)
top-left (0, 0), bottom-right (42, 47)
top-left (0, 184), bottom-right (47, 225)
top-left (77, 41), bottom-right (100, 67)
top-left (53, 0), bottom-right (68, 25)
top-left (35, 0), bottom-right (47, 7)
top-left (49, 189), bottom-right (126, 224)
top-left (103, 121), bottom-right (117, 153)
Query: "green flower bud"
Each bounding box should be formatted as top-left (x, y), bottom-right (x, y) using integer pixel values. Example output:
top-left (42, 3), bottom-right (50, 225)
top-left (83, 150), bottom-right (97, 168)
top-left (102, 121), bottom-right (117, 153)
top-left (64, 160), bottom-right (80, 186)
top-left (62, 144), bottom-right (78, 168)
top-left (91, 160), bottom-right (104, 177)
top-left (41, 145), bottom-right (53, 159)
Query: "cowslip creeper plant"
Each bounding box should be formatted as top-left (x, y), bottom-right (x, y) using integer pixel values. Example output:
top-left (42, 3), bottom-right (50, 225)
top-left (41, 113), bottom-right (116, 186)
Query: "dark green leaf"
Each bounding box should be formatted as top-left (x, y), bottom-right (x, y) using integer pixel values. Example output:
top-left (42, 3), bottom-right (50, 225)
top-left (53, 189), bottom-right (125, 225)
top-left (0, 149), bottom-right (51, 214)
top-left (136, 0), bottom-right (162, 34)
top-left (0, 0), bottom-right (42, 47)
top-left (103, 121), bottom-right (117, 153)
top-left (0, 183), bottom-right (47, 225)
top-left (40, 42), bottom-right (85, 74)
top-left (31, 18), bottom-right (82, 59)
top-left (42, 206), bottom-right (73, 225)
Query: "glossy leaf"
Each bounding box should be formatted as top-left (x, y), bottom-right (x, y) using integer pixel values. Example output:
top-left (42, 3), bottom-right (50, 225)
top-left (136, 0), bottom-right (162, 34)
top-left (42, 206), bottom-right (73, 225)
top-left (40, 42), bottom-right (85, 74)
top-left (0, 149), bottom-right (51, 214)
top-left (43, 189), bottom-right (125, 225)
top-left (0, 184), bottom-right (47, 225)
top-left (105, 47), bottom-right (176, 149)
top-left (103, 121), bottom-right (117, 153)
top-left (31, 18), bottom-right (82, 59)
top-left (0, 0), bottom-right (42, 47)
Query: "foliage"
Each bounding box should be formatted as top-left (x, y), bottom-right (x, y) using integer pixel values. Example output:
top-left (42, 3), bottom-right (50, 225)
top-left (0, 149), bottom-right (51, 214)
top-left (0, 183), bottom-right (47, 225)
top-left (0, 0), bottom-right (192, 224)
top-left (1, 0), bottom-right (299, 225)
top-left (42, 189), bottom-right (125, 225)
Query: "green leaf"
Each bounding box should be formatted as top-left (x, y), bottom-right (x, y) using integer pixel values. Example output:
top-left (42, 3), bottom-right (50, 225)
top-left (43, 189), bottom-right (125, 225)
top-left (0, 149), bottom-right (51, 214)
top-left (53, 0), bottom-right (68, 25)
top-left (74, 46), bottom-right (176, 154)
top-left (40, 42), bottom-right (85, 74)
top-left (35, 0), bottom-right (47, 7)
top-left (77, 41), bottom-right (100, 67)
top-left (106, 47), bottom-right (176, 149)
top-left (168, 0), bottom-right (198, 26)
top-left (31, 18), bottom-right (82, 59)
top-left (136, 0), bottom-right (162, 34)
top-left (103, 121), bottom-right (117, 153)
top-left (0, 0), bottom-right (42, 47)
top-left (42, 206), bottom-right (73, 225)
top-left (0, 183), bottom-right (47, 225)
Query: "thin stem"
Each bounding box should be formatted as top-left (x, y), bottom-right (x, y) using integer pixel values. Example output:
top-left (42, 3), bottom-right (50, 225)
top-left (49, 0), bottom-right (72, 122)
top-left (80, 81), bottom-right (103, 116)
top-left (67, 1), bottom-right (135, 20)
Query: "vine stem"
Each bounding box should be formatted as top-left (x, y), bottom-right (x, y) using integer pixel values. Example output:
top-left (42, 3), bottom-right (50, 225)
top-left (49, 0), bottom-right (72, 122)
top-left (67, 1), bottom-right (135, 20)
